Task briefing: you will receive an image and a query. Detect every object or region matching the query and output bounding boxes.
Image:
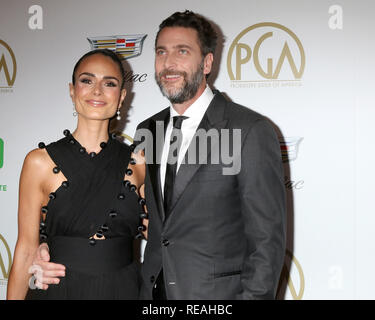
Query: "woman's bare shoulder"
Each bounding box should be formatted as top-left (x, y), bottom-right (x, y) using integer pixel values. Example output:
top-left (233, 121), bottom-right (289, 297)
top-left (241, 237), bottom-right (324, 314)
top-left (22, 148), bottom-right (53, 177)
top-left (24, 148), bottom-right (49, 165)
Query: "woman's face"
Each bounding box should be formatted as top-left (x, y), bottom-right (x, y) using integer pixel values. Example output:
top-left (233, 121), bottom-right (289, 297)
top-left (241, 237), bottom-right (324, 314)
top-left (70, 54), bottom-right (126, 121)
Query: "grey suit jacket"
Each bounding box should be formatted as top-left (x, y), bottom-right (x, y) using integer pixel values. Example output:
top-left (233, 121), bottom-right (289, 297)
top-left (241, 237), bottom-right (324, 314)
top-left (135, 91), bottom-right (286, 300)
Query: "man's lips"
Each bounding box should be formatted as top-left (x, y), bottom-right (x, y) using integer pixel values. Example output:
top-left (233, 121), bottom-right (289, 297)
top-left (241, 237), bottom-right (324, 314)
top-left (162, 75), bottom-right (183, 84)
top-left (85, 100), bottom-right (107, 107)
top-left (164, 74), bottom-right (181, 80)
top-left (160, 71), bottom-right (186, 83)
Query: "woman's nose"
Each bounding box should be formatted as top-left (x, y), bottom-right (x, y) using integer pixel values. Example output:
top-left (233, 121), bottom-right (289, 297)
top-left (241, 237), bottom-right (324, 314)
top-left (93, 82), bottom-right (102, 95)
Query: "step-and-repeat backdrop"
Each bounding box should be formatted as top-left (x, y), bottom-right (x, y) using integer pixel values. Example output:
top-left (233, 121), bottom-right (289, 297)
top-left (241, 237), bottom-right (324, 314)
top-left (1, 0), bottom-right (374, 299)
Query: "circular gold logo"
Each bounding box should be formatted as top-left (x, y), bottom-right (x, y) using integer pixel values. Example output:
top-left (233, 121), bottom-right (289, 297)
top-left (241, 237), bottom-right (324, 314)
top-left (277, 250), bottom-right (305, 300)
top-left (227, 22), bottom-right (305, 81)
top-left (0, 40), bottom-right (17, 87)
top-left (118, 132), bottom-right (134, 144)
top-left (0, 234), bottom-right (12, 281)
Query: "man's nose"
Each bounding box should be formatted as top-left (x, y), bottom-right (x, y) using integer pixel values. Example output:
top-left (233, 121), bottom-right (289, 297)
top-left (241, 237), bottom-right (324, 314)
top-left (164, 52), bottom-right (177, 69)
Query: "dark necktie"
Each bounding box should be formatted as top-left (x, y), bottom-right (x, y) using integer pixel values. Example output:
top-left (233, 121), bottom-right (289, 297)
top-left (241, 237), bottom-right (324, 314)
top-left (153, 116), bottom-right (188, 300)
top-left (163, 115), bottom-right (188, 217)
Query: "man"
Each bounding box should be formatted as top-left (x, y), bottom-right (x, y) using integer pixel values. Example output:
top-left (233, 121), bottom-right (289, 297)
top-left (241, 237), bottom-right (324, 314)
top-left (31, 10), bottom-right (286, 300)
top-left (135, 10), bottom-right (286, 300)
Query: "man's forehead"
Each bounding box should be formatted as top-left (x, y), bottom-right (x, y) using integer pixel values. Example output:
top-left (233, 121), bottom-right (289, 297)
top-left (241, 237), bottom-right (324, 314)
top-left (156, 26), bottom-right (199, 47)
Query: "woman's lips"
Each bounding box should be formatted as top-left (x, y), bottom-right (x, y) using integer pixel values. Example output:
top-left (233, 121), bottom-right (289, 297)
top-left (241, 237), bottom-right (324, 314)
top-left (86, 100), bottom-right (106, 107)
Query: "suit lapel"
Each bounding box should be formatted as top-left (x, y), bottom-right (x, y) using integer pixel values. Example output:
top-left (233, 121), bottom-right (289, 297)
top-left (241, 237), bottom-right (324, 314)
top-left (146, 109), bottom-right (169, 222)
top-left (167, 91), bottom-right (228, 215)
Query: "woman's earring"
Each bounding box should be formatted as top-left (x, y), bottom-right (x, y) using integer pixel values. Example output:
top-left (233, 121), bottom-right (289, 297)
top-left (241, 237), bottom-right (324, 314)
top-left (116, 108), bottom-right (121, 121)
top-left (72, 103), bottom-right (77, 117)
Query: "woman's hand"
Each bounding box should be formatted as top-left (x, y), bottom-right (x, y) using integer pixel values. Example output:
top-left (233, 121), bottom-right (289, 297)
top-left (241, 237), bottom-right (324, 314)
top-left (29, 242), bottom-right (66, 290)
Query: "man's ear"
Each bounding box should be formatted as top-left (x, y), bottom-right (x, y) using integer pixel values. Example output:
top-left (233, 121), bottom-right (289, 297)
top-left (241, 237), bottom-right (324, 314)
top-left (203, 53), bottom-right (214, 76)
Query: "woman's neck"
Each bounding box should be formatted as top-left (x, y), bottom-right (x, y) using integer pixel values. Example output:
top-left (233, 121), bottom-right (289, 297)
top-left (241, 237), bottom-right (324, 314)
top-left (72, 117), bottom-right (110, 153)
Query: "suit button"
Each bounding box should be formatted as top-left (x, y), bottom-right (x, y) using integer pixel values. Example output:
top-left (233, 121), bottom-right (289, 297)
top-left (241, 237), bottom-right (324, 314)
top-left (109, 210), bottom-right (117, 218)
top-left (150, 276), bottom-right (155, 283)
top-left (118, 193), bottom-right (125, 200)
top-left (162, 239), bottom-right (170, 246)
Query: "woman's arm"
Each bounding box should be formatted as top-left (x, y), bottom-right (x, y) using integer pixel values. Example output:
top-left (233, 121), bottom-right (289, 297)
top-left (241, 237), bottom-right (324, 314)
top-left (129, 150), bottom-right (148, 239)
top-left (6, 149), bottom-right (49, 299)
top-left (138, 184), bottom-right (148, 239)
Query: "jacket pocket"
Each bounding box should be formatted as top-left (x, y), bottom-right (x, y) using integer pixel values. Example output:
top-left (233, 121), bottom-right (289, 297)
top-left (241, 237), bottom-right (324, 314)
top-left (192, 167), bottom-right (234, 182)
top-left (214, 270), bottom-right (242, 279)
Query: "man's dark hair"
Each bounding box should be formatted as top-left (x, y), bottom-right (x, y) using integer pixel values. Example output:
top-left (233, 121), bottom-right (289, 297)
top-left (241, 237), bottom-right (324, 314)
top-left (155, 10), bottom-right (218, 57)
top-left (72, 49), bottom-right (125, 89)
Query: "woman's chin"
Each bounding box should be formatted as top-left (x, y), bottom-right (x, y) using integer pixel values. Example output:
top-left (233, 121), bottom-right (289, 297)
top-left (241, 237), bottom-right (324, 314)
top-left (77, 113), bottom-right (115, 122)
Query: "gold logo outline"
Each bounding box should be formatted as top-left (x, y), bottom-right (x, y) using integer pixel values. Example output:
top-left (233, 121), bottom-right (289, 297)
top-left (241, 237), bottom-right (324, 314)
top-left (118, 133), bottom-right (134, 144)
top-left (227, 22), bottom-right (305, 81)
top-left (0, 234), bottom-right (12, 280)
top-left (277, 249), bottom-right (305, 300)
top-left (0, 40), bottom-right (17, 87)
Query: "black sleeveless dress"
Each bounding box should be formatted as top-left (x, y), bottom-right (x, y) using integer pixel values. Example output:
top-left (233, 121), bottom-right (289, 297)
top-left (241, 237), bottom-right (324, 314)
top-left (26, 131), bottom-right (145, 300)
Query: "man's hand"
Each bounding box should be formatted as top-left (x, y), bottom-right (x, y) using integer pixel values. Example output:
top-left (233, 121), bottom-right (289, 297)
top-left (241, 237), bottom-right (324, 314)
top-left (29, 243), bottom-right (66, 290)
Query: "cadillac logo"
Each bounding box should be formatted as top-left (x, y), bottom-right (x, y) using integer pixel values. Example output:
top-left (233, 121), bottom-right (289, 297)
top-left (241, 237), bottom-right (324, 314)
top-left (87, 34), bottom-right (147, 60)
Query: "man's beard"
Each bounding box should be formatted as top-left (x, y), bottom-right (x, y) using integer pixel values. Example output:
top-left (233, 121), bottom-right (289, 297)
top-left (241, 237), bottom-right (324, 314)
top-left (155, 60), bottom-right (204, 104)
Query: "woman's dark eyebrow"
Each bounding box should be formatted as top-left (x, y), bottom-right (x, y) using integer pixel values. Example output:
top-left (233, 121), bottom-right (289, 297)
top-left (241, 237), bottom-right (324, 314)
top-left (78, 72), bottom-right (95, 78)
top-left (78, 72), bottom-right (119, 82)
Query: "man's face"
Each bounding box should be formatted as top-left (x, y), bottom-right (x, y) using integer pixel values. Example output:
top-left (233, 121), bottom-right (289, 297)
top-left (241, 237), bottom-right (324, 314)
top-left (155, 26), bottom-right (212, 104)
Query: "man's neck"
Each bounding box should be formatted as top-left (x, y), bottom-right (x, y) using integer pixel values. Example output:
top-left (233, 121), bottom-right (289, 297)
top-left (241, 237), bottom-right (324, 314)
top-left (171, 81), bottom-right (207, 115)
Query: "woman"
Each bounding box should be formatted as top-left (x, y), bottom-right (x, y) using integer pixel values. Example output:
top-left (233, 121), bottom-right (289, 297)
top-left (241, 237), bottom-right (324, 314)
top-left (6, 49), bottom-right (147, 299)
